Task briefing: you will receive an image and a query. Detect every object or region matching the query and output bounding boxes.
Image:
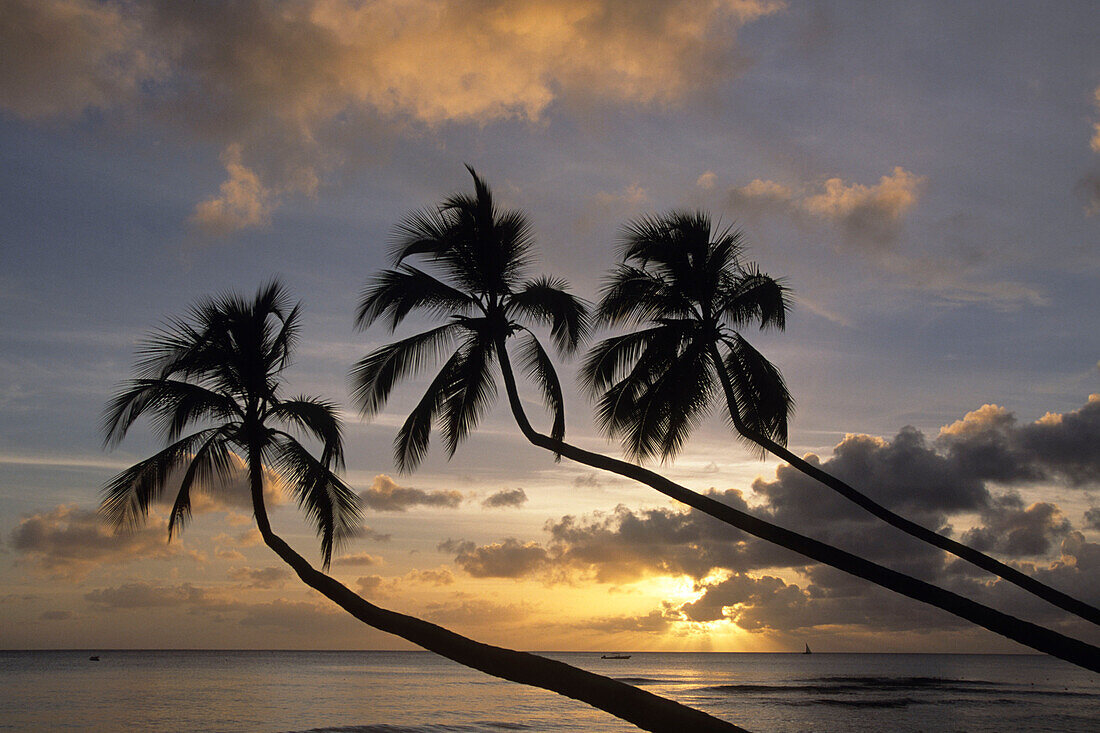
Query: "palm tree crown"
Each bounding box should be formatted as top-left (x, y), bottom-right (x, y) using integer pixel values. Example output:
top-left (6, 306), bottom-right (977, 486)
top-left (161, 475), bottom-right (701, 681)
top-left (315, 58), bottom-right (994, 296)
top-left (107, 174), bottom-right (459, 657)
top-left (351, 166), bottom-right (588, 470)
top-left (584, 211), bottom-right (1100, 629)
top-left (101, 281), bottom-right (360, 567)
top-left (583, 211), bottom-right (792, 461)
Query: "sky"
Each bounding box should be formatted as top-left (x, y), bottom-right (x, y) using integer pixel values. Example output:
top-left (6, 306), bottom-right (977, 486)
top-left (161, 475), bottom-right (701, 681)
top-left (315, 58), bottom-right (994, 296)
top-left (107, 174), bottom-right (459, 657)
top-left (1, 0), bottom-right (1098, 654)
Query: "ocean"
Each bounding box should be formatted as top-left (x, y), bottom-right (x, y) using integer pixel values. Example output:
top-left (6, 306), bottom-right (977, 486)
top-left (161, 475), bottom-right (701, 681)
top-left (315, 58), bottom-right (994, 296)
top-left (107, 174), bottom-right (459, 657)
top-left (0, 651), bottom-right (1096, 732)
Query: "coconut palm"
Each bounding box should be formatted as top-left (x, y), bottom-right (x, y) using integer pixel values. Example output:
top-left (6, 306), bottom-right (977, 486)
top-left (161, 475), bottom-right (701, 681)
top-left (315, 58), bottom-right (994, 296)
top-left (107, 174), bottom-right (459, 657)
top-left (583, 210), bottom-right (1100, 626)
top-left (351, 166), bottom-right (588, 471)
top-left (102, 281), bottom-right (745, 733)
top-left (353, 172), bottom-right (1100, 672)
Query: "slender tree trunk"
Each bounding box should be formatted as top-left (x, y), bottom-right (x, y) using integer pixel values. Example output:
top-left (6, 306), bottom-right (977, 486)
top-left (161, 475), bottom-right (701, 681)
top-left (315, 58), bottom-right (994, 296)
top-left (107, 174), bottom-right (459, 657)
top-left (493, 338), bottom-right (1100, 673)
top-left (245, 441), bottom-right (747, 733)
top-left (706, 343), bottom-right (1100, 627)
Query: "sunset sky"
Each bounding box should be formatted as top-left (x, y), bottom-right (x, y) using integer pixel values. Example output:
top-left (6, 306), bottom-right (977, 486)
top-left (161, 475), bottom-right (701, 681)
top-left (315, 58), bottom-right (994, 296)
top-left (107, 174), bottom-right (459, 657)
top-left (1, 0), bottom-right (1098, 654)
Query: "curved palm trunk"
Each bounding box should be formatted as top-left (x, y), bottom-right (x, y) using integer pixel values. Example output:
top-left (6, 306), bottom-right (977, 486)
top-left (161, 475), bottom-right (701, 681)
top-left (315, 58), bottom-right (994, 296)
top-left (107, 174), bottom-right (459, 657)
top-left (492, 339), bottom-right (1100, 673)
top-left (244, 445), bottom-right (745, 733)
top-left (706, 344), bottom-right (1100, 628)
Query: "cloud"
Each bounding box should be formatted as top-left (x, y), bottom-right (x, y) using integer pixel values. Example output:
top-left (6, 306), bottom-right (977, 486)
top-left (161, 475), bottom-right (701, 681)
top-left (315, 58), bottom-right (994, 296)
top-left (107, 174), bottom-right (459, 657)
top-left (583, 609), bottom-right (675, 634)
top-left (189, 144), bottom-right (275, 235)
top-left (695, 171), bottom-right (718, 190)
top-left (421, 598), bottom-right (530, 627)
top-left (238, 599), bottom-right (344, 630)
top-left (1077, 171), bottom-right (1100, 217)
top-left (39, 610), bottom-right (74, 621)
top-left (0, 0), bottom-right (160, 119)
top-left (1085, 508), bottom-right (1100, 531)
top-left (9, 504), bottom-right (180, 579)
top-left (227, 566), bottom-right (289, 589)
top-left (84, 582), bottom-right (216, 609)
top-left (937, 395), bottom-right (1100, 487)
top-left (961, 495), bottom-right (1070, 558)
top-left (355, 575), bottom-right (389, 598)
top-left (433, 396), bottom-right (1100, 639)
top-left (481, 487), bottom-right (528, 509)
top-left (442, 537), bottom-right (550, 578)
top-left (728, 167), bottom-right (925, 248)
top-left (1076, 86), bottom-right (1100, 216)
top-left (677, 572), bottom-right (808, 630)
top-left (332, 552), bottom-right (382, 567)
top-left (359, 474), bottom-right (463, 512)
top-left (1091, 86), bottom-right (1100, 154)
top-left (405, 567), bottom-right (456, 586)
top-left (0, 0), bottom-right (785, 232)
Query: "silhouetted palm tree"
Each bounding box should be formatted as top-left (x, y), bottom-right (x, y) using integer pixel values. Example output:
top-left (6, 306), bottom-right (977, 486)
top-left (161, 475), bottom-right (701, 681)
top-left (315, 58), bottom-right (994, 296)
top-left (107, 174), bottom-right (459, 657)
top-left (103, 281), bottom-right (745, 733)
top-left (353, 172), bottom-right (1100, 672)
top-left (583, 211), bottom-right (1100, 627)
top-left (351, 166), bottom-right (588, 471)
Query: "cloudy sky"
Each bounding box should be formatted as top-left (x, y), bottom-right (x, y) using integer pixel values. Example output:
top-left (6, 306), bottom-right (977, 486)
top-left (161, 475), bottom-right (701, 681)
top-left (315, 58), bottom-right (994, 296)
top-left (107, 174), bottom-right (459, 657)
top-left (1, 0), bottom-right (1098, 653)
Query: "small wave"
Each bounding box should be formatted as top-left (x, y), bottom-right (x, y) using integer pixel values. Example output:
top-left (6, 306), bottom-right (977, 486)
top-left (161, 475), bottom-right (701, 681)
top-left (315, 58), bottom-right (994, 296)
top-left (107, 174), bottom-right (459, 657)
top-left (698, 676), bottom-right (1011, 696)
top-left (614, 676), bottom-right (665, 685)
top-left (290, 723), bottom-right (535, 733)
top-left (797, 697), bottom-right (923, 709)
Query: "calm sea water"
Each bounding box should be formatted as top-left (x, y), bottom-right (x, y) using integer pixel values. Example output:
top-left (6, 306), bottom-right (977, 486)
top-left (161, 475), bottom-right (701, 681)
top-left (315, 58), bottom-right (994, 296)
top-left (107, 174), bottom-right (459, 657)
top-left (0, 651), bottom-right (1096, 732)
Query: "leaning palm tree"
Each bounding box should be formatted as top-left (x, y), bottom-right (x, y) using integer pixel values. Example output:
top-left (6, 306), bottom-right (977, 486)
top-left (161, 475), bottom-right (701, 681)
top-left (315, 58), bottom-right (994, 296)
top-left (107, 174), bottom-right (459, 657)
top-left (102, 281), bottom-right (745, 733)
top-left (353, 171), bottom-right (1100, 672)
top-left (583, 212), bottom-right (1100, 627)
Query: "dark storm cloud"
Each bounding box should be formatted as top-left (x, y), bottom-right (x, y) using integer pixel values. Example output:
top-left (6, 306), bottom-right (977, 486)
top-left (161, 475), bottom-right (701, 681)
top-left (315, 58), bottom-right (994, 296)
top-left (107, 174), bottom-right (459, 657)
top-left (961, 495), bottom-right (1071, 558)
top-left (438, 396), bottom-right (1100, 638)
top-left (937, 396), bottom-right (1100, 487)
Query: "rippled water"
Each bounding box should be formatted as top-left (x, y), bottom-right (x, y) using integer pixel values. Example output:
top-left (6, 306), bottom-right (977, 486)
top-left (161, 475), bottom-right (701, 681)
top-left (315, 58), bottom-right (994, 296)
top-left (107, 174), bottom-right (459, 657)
top-left (0, 651), bottom-right (1096, 731)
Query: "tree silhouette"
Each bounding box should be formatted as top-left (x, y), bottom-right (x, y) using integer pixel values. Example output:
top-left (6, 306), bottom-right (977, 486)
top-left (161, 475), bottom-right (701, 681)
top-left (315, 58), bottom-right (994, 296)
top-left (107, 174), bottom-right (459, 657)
top-left (102, 281), bottom-right (745, 733)
top-left (583, 211), bottom-right (1100, 626)
top-left (354, 171), bottom-right (1100, 672)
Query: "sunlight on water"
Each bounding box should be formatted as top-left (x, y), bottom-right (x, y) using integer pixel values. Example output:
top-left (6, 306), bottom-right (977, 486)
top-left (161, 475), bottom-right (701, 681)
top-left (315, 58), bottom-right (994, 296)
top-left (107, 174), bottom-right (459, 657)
top-left (0, 651), bottom-right (1097, 732)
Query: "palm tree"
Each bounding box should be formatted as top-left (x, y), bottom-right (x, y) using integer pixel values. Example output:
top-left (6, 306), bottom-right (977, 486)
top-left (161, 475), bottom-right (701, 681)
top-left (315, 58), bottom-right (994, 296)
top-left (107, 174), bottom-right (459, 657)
top-left (583, 211), bottom-right (1100, 627)
top-left (353, 172), bottom-right (1100, 672)
top-left (102, 281), bottom-right (746, 733)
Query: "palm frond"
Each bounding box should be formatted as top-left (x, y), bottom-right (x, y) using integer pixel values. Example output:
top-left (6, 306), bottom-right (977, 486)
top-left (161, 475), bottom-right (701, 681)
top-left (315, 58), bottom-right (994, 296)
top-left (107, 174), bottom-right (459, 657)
top-left (441, 333), bottom-right (498, 457)
top-left (168, 430), bottom-right (236, 539)
top-left (101, 378), bottom-right (240, 448)
top-left (271, 435), bottom-right (362, 568)
top-left (594, 265), bottom-right (689, 326)
top-left (356, 266), bottom-right (476, 331)
top-left (515, 331), bottom-right (566, 444)
top-left (580, 325), bottom-right (684, 395)
top-left (651, 341), bottom-right (716, 460)
top-left (268, 397), bottom-right (346, 470)
top-left (393, 348), bottom-right (466, 472)
top-left (720, 266), bottom-right (790, 331)
top-left (349, 322), bottom-right (463, 418)
top-left (721, 334), bottom-right (793, 449)
top-left (100, 428), bottom-right (222, 531)
top-left (509, 277), bottom-right (590, 354)
top-left (390, 206), bottom-right (451, 264)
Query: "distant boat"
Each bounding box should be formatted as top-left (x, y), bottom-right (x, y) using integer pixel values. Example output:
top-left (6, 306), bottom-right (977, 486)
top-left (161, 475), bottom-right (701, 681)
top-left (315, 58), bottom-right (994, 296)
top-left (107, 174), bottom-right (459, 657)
top-left (803, 644), bottom-right (812, 655)
top-left (88, 655), bottom-right (100, 661)
top-left (601, 654), bottom-right (631, 659)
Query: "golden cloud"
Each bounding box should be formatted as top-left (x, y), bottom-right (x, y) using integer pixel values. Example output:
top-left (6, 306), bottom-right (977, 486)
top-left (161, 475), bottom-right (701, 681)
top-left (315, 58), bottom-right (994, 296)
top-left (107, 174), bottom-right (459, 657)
top-left (189, 144), bottom-right (275, 235)
top-left (729, 167), bottom-right (925, 247)
top-left (0, 0), bottom-right (785, 232)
